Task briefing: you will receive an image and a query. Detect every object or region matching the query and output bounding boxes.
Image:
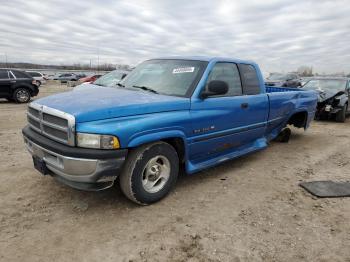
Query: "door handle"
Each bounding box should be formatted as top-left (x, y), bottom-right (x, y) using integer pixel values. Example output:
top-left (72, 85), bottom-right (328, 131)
top-left (241, 103), bottom-right (249, 109)
top-left (10, 80), bottom-right (16, 83)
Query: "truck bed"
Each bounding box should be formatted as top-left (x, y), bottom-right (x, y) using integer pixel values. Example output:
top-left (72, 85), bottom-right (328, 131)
top-left (265, 86), bottom-right (318, 140)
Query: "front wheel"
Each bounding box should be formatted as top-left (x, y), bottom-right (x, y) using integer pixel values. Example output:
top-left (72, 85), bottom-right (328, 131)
top-left (336, 104), bottom-right (347, 123)
top-left (14, 88), bottom-right (31, 103)
top-left (119, 142), bottom-right (179, 205)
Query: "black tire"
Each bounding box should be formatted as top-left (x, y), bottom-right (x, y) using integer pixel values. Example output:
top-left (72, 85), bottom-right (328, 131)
top-left (336, 104), bottom-right (347, 123)
top-left (119, 141), bottom-right (179, 205)
top-left (275, 128), bottom-right (291, 143)
top-left (13, 88), bottom-right (31, 103)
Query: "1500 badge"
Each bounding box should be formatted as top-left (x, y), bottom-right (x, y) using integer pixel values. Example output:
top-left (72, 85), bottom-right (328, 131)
top-left (193, 125), bottom-right (216, 134)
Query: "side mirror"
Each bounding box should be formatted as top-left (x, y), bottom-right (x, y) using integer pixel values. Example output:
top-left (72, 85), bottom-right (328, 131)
top-left (201, 80), bottom-right (228, 99)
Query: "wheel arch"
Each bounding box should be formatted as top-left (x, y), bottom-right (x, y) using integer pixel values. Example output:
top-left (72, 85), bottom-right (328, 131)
top-left (12, 84), bottom-right (36, 95)
top-left (127, 130), bottom-right (188, 164)
top-left (288, 110), bottom-right (308, 128)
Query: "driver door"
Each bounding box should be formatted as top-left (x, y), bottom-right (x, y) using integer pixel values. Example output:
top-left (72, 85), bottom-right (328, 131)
top-left (189, 62), bottom-right (268, 163)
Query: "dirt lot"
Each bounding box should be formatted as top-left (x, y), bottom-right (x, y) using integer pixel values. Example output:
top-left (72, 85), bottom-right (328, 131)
top-left (0, 82), bottom-right (349, 262)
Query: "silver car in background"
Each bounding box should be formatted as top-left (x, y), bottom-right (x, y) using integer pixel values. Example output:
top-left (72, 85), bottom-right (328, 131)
top-left (26, 71), bottom-right (46, 86)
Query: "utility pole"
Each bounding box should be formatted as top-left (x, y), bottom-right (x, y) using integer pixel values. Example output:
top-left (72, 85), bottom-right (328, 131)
top-left (97, 48), bottom-right (100, 73)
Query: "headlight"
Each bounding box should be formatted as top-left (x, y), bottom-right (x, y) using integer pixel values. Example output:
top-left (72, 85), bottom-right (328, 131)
top-left (76, 133), bottom-right (120, 149)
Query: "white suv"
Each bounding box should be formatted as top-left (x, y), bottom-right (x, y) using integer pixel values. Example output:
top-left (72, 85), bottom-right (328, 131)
top-left (26, 71), bottom-right (46, 86)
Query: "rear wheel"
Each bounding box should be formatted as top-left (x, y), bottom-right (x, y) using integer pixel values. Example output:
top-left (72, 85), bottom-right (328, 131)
top-left (119, 142), bottom-right (179, 205)
top-left (336, 104), bottom-right (347, 122)
top-left (14, 88), bottom-right (31, 103)
top-left (275, 128), bottom-right (291, 143)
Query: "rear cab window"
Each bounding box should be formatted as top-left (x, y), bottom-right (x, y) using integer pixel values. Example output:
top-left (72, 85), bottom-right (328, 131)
top-left (238, 64), bottom-right (261, 95)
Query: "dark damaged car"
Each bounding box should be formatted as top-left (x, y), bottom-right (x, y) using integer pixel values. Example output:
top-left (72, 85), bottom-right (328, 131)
top-left (265, 73), bottom-right (301, 88)
top-left (302, 78), bottom-right (350, 122)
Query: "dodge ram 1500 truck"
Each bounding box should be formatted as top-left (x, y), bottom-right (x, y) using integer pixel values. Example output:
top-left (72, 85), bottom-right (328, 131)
top-left (22, 57), bottom-right (318, 205)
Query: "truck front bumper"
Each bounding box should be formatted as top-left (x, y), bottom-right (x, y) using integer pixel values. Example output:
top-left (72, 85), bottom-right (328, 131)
top-left (22, 125), bottom-right (127, 191)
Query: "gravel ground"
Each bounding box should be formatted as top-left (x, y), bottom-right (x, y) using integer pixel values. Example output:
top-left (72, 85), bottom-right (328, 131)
top-left (0, 82), bottom-right (349, 262)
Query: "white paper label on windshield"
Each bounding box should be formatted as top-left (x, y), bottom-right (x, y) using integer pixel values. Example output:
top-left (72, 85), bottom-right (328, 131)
top-left (172, 67), bottom-right (195, 74)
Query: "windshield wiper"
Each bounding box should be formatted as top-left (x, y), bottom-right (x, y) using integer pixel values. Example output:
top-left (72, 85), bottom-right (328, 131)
top-left (132, 85), bottom-right (158, 94)
top-left (116, 83), bottom-right (125, 87)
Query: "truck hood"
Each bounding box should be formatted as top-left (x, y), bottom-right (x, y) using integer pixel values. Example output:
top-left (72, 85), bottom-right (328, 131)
top-left (316, 89), bottom-right (345, 103)
top-left (35, 87), bottom-right (190, 123)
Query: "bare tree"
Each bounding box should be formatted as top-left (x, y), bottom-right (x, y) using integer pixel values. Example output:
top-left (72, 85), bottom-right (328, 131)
top-left (297, 66), bottom-right (313, 77)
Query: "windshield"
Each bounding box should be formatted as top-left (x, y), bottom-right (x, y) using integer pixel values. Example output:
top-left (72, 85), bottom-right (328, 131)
top-left (118, 59), bottom-right (208, 97)
top-left (267, 73), bottom-right (288, 81)
top-left (93, 70), bottom-right (127, 87)
top-left (303, 79), bottom-right (347, 92)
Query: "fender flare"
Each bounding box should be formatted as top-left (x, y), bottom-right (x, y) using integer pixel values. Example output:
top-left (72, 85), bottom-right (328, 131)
top-left (11, 83), bottom-right (36, 95)
top-left (287, 109), bottom-right (309, 128)
top-left (128, 130), bottom-right (188, 149)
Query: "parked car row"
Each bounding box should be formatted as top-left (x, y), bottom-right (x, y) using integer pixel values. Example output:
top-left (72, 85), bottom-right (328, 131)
top-left (0, 67), bottom-right (131, 103)
top-left (2, 65), bottom-right (349, 127)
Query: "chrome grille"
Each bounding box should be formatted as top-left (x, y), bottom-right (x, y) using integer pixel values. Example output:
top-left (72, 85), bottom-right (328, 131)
top-left (43, 113), bottom-right (68, 127)
top-left (27, 103), bottom-right (75, 146)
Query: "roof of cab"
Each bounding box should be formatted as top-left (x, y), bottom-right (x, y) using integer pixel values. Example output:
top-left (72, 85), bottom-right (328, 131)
top-left (152, 56), bottom-right (256, 65)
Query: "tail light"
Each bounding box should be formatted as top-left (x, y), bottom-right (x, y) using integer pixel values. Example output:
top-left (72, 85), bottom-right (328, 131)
top-left (32, 80), bottom-right (38, 85)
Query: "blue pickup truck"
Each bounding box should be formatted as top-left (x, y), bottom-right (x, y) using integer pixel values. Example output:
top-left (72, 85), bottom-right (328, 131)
top-left (23, 57), bottom-right (317, 204)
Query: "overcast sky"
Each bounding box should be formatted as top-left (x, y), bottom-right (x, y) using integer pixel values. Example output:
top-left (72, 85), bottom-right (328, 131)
top-left (1, 0), bottom-right (350, 73)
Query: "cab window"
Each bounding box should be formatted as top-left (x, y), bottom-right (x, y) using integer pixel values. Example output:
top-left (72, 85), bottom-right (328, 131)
top-left (206, 63), bottom-right (242, 96)
top-left (238, 64), bottom-right (260, 95)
